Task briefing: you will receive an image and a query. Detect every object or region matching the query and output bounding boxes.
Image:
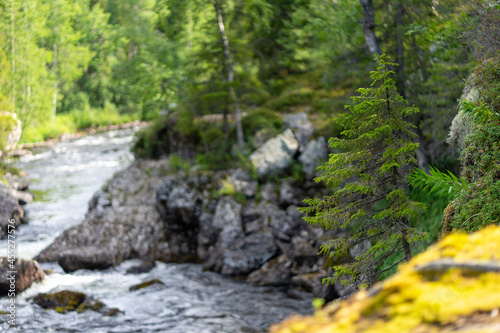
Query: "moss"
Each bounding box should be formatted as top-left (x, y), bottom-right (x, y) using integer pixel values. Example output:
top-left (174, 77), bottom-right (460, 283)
top-left (105, 308), bottom-right (121, 317)
top-left (271, 225), bottom-right (500, 333)
top-left (129, 279), bottom-right (164, 291)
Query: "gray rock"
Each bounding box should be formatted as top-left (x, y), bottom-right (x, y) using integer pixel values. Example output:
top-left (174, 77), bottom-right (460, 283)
top-left (37, 205), bottom-right (166, 267)
top-left (284, 113), bottom-right (314, 152)
top-left (0, 184), bottom-right (23, 238)
top-left (298, 137), bottom-right (328, 178)
top-left (250, 129), bottom-right (299, 177)
top-left (207, 229), bottom-right (277, 276)
top-left (0, 257), bottom-right (45, 295)
top-left (196, 213), bottom-right (216, 261)
top-left (212, 197), bottom-right (243, 231)
top-left (230, 168), bottom-right (258, 197)
top-left (279, 179), bottom-right (305, 206)
top-left (247, 255), bottom-right (293, 286)
top-left (260, 183), bottom-right (277, 202)
top-left (57, 247), bottom-right (116, 273)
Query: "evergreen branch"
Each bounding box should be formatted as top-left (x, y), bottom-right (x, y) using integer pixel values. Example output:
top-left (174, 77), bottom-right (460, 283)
top-left (408, 165), bottom-right (469, 199)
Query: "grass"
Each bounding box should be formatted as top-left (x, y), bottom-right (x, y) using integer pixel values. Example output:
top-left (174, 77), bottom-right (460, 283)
top-left (20, 103), bottom-right (139, 144)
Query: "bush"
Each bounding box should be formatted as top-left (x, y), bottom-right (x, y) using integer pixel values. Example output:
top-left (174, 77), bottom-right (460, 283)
top-left (241, 108), bottom-right (284, 146)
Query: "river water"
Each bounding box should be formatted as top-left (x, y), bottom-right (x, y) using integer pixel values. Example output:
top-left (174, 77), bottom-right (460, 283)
top-left (0, 128), bottom-right (312, 332)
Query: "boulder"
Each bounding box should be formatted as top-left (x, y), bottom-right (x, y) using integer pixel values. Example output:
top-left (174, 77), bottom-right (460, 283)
top-left (0, 184), bottom-right (23, 238)
top-left (284, 113), bottom-right (314, 152)
top-left (200, 197), bottom-right (243, 264)
top-left (260, 183), bottom-right (278, 202)
top-left (247, 255), bottom-right (293, 286)
top-left (230, 168), bottom-right (258, 197)
top-left (271, 225), bottom-right (500, 333)
top-left (129, 279), bottom-right (164, 291)
top-left (37, 205), bottom-right (166, 268)
top-left (31, 290), bottom-right (120, 316)
top-left (57, 247), bottom-right (116, 273)
top-left (0, 257), bottom-right (45, 295)
top-left (206, 229), bottom-right (278, 276)
top-left (250, 129), bottom-right (299, 177)
top-left (279, 179), bottom-right (305, 206)
top-left (298, 137), bottom-right (328, 179)
top-left (125, 260), bottom-right (156, 274)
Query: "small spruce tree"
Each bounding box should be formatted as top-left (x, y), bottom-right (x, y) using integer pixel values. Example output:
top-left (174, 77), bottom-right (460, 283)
top-left (301, 55), bottom-right (426, 290)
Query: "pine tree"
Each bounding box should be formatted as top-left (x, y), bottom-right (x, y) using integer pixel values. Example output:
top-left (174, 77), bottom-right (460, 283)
top-left (300, 55), bottom-right (426, 290)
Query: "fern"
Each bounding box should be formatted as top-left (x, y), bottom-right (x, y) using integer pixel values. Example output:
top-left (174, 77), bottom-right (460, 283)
top-left (408, 166), bottom-right (468, 199)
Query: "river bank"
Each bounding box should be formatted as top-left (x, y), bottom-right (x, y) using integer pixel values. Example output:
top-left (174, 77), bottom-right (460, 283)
top-left (0, 127), bottom-right (314, 332)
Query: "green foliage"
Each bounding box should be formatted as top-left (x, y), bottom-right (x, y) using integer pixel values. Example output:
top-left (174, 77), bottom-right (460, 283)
top-left (241, 108), bottom-right (284, 144)
top-left (408, 166), bottom-right (469, 199)
top-left (301, 55), bottom-right (426, 289)
top-left (450, 111), bottom-right (500, 232)
top-left (0, 113), bottom-right (17, 152)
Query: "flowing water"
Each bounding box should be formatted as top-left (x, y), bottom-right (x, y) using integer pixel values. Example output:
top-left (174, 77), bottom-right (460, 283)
top-left (0, 128), bottom-right (312, 332)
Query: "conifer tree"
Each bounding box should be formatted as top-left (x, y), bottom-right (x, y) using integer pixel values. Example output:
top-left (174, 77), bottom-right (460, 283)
top-left (301, 55), bottom-right (426, 290)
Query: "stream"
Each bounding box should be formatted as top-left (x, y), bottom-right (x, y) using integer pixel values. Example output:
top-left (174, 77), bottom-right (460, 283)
top-left (0, 128), bottom-right (312, 333)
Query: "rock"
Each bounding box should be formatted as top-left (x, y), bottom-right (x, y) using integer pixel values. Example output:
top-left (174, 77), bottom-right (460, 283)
top-left (284, 113), bottom-right (314, 152)
top-left (230, 168), bottom-right (258, 197)
top-left (57, 247), bottom-right (116, 273)
top-left (31, 290), bottom-right (86, 312)
top-left (0, 112), bottom-right (22, 154)
top-left (298, 137), bottom-right (328, 179)
top-left (279, 179), bottom-right (304, 206)
top-left (38, 160), bottom-right (173, 269)
top-left (447, 79), bottom-right (479, 148)
top-left (0, 184), bottom-right (23, 239)
top-left (31, 290), bottom-right (120, 316)
top-left (126, 260), bottom-right (157, 274)
top-left (250, 129), bottom-right (299, 177)
top-left (88, 190), bottom-right (111, 216)
top-left (212, 197), bottom-right (243, 232)
top-left (196, 213), bottom-right (216, 261)
top-left (0, 258), bottom-right (45, 295)
top-left (260, 183), bottom-right (278, 202)
top-left (271, 225), bottom-right (500, 333)
top-left (207, 229), bottom-right (278, 276)
top-left (37, 205), bottom-right (165, 268)
top-left (291, 272), bottom-right (340, 302)
top-left (129, 279), bottom-right (165, 291)
top-left (247, 255), bottom-right (293, 286)
top-left (11, 189), bottom-right (34, 205)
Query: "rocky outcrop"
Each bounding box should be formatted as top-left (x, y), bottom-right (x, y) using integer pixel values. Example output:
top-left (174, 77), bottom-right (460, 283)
top-left (250, 129), bottom-right (299, 177)
top-left (36, 159), bottom-right (172, 272)
top-left (0, 258), bottom-right (45, 295)
top-left (271, 225), bottom-right (500, 333)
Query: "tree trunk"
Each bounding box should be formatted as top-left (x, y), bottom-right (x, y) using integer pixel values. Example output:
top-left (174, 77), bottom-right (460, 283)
top-left (401, 223), bottom-right (413, 262)
top-left (359, 0), bottom-right (382, 57)
top-left (52, 43), bottom-right (58, 120)
top-left (214, 0), bottom-right (244, 148)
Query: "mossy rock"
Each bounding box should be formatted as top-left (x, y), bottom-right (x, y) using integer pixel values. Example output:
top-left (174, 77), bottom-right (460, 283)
top-left (129, 279), bottom-right (165, 291)
top-left (271, 225), bottom-right (500, 333)
top-left (31, 290), bottom-right (120, 316)
top-left (31, 290), bottom-right (86, 313)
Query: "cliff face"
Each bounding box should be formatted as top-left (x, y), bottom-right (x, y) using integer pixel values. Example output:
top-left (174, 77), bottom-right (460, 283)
top-left (270, 224), bottom-right (500, 333)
